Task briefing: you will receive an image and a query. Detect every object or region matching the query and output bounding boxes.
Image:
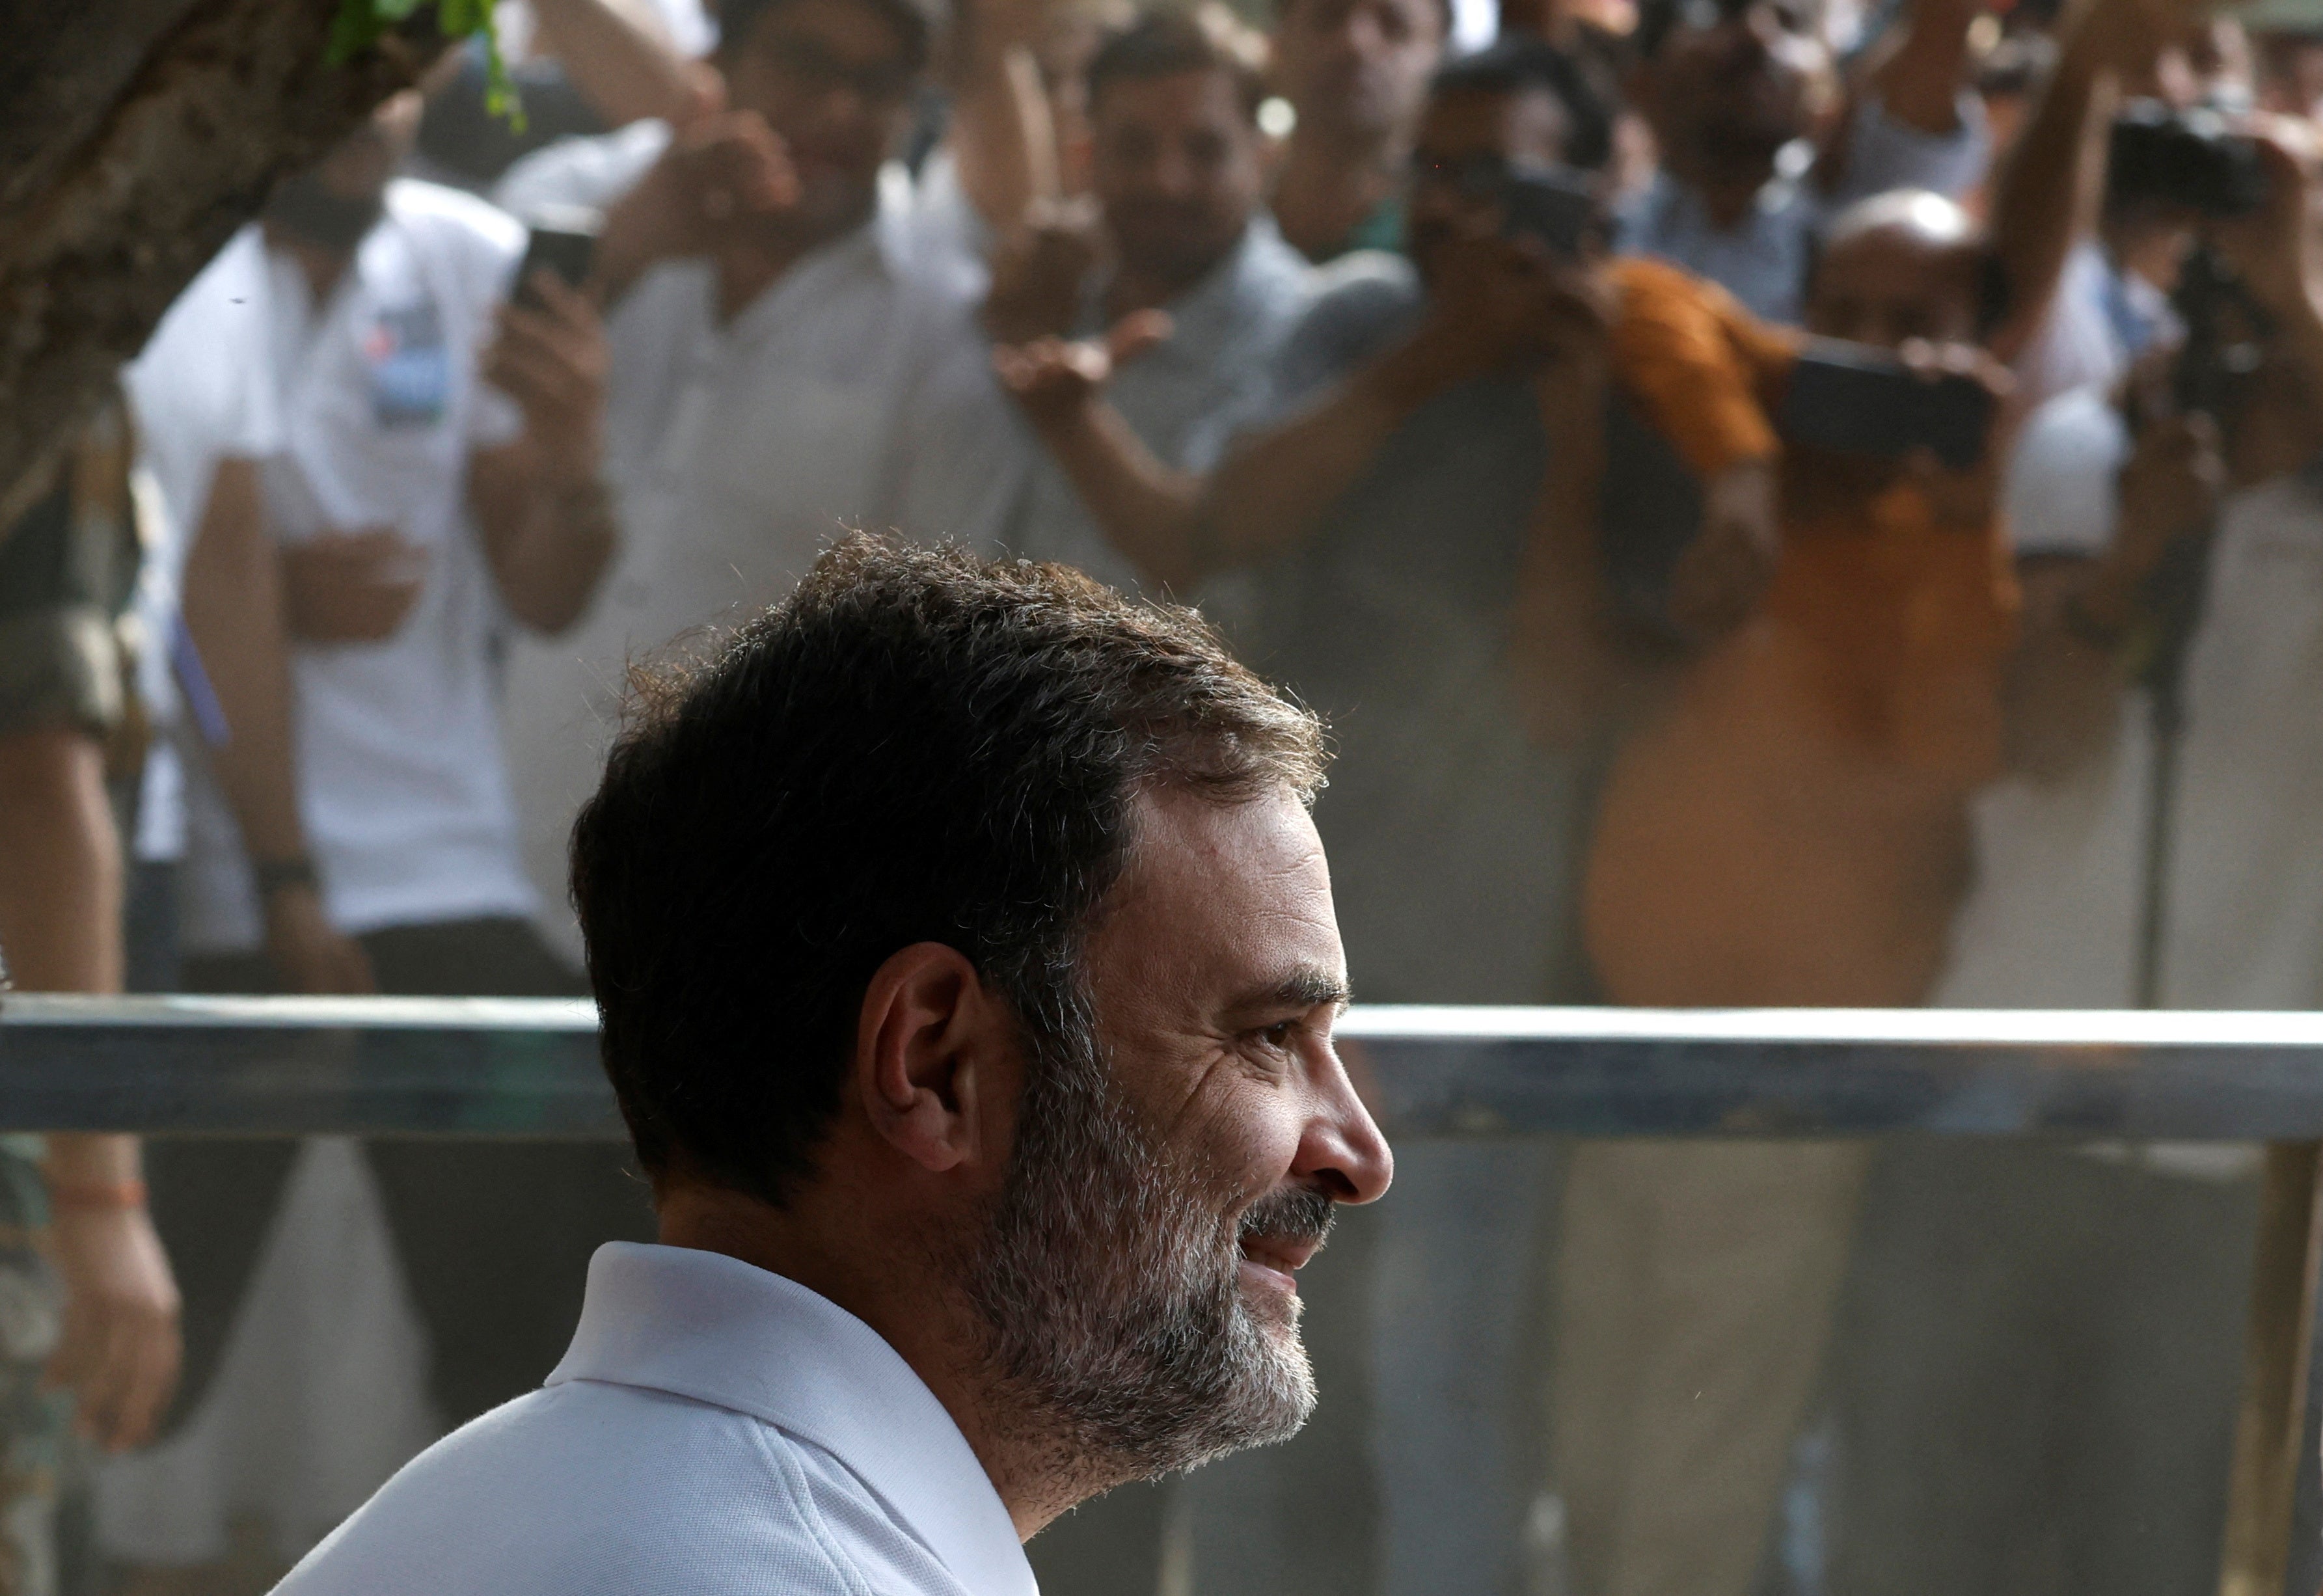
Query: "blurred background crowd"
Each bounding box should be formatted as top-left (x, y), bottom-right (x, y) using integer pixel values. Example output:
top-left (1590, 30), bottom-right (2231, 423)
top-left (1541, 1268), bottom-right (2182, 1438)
top-left (3, 0), bottom-right (2322, 1586)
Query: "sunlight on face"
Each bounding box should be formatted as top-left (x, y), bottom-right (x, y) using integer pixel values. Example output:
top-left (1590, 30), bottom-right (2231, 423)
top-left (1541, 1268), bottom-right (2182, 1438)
top-left (962, 785), bottom-right (1390, 1482)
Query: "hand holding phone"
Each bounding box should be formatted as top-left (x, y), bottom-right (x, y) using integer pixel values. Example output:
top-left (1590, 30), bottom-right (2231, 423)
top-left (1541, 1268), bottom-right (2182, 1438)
top-left (1499, 167), bottom-right (1601, 259)
top-left (511, 204), bottom-right (602, 310)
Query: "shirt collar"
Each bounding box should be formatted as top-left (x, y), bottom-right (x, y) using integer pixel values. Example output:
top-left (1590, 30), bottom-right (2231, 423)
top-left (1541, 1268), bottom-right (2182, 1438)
top-left (550, 1242), bottom-right (1036, 1596)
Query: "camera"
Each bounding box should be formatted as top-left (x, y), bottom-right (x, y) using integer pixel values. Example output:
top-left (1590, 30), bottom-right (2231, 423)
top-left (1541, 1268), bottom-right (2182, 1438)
top-left (2107, 101), bottom-right (2270, 217)
top-left (1776, 340), bottom-right (1996, 470)
top-left (1500, 167), bottom-right (1602, 258)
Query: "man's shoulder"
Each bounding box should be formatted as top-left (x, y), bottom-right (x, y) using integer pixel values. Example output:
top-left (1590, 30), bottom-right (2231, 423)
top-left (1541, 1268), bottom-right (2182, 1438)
top-left (274, 1380), bottom-right (868, 1595)
top-left (385, 178), bottom-right (526, 252)
top-left (1296, 248), bottom-right (1422, 323)
top-left (381, 178), bottom-right (526, 295)
top-left (1264, 249), bottom-right (1423, 399)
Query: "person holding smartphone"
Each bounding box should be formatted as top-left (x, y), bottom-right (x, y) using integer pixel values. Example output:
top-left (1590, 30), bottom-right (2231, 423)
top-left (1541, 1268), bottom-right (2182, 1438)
top-left (108, 92), bottom-right (636, 1577)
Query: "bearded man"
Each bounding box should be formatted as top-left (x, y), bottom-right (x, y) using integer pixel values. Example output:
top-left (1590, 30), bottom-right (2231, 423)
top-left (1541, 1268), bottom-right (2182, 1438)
top-left (268, 534), bottom-right (1392, 1595)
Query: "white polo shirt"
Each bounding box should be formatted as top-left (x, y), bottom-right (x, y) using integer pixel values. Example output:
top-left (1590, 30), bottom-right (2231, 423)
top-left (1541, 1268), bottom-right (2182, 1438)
top-left (273, 1242), bottom-right (1040, 1596)
top-left (172, 182), bottom-right (542, 951)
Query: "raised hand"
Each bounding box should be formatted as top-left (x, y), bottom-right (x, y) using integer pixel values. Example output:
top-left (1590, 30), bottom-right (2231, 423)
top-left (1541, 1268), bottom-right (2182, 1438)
top-left (594, 94), bottom-right (804, 297)
top-left (1415, 233), bottom-right (1613, 390)
top-left (983, 198), bottom-right (1103, 346)
top-left (992, 311), bottom-right (1173, 433)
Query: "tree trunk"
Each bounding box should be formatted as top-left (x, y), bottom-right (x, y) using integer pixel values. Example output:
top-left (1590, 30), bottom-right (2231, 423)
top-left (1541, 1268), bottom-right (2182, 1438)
top-left (0, 0), bottom-right (449, 522)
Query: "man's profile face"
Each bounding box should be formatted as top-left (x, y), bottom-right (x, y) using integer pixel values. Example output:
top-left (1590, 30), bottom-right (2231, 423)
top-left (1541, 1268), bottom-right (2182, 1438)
top-left (1272, 0), bottom-right (1446, 144)
top-left (1407, 85), bottom-right (1574, 284)
top-left (1093, 69), bottom-right (1268, 290)
top-left (724, 0), bottom-right (919, 239)
top-left (963, 783), bottom-right (1391, 1479)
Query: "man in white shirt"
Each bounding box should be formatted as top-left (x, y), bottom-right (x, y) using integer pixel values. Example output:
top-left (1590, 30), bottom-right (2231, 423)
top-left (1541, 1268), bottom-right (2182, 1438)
top-left (272, 535), bottom-right (1393, 1594)
top-left (987, 7), bottom-right (1314, 593)
top-left (496, 0), bottom-right (1033, 963)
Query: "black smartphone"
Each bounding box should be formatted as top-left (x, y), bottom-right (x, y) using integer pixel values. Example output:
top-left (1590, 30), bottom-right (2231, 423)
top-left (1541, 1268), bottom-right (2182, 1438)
top-left (1777, 340), bottom-right (1996, 470)
top-left (1500, 169), bottom-right (1599, 258)
top-left (511, 215), bottom-right (599, 310)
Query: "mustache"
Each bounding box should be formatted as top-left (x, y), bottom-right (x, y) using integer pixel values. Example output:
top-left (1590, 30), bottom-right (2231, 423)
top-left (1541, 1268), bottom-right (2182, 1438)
top-left (1238, 1185), bottom-right (1337, 1251)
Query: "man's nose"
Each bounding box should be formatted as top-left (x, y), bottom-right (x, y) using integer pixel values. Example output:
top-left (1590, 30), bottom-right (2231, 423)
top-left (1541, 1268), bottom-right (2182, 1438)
top-left (1292, 1057), bottom-right (1394, 1205)
top-left (1150, 145), bottom-right (1201, 198)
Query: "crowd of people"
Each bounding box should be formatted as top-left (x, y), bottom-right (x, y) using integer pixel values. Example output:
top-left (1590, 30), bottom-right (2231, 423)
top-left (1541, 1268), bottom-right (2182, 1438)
top-left (6, 0), bottom-right (2323, 1584)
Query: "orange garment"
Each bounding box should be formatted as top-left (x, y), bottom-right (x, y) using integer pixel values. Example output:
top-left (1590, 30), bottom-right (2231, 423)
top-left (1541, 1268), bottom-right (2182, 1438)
top-left (1572, 262), bottom-right (2020, 1007)
top-left (1605, 256), bottom-right (1797, 479)
top-left (1584, 484), bottom-right (2020, 1006)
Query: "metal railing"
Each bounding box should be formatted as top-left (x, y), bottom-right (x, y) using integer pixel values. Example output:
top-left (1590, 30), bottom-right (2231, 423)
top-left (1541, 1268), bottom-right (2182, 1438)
top-left (5, 994), bottom-right (2322, 1594)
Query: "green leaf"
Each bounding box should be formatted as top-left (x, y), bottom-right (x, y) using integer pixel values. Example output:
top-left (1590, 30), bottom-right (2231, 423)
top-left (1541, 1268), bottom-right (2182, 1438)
top-left (322, 0), bottom-right (524, 128)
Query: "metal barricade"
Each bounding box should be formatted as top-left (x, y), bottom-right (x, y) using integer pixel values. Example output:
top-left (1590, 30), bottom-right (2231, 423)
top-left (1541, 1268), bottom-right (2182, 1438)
top-left (6, 994), bottom-right (2322, 1594)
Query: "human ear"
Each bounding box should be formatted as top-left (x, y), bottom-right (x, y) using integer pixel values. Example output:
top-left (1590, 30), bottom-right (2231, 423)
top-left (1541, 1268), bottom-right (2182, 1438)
top-left (853, 943), bottom-right (1011, 1176)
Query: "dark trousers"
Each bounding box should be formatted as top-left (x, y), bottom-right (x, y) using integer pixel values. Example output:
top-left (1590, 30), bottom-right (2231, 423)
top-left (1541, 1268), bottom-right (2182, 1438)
top-left (1826, 1141), bottom-right (2258, 1596)
top-left (150, 917), bottom-right (656, 1434)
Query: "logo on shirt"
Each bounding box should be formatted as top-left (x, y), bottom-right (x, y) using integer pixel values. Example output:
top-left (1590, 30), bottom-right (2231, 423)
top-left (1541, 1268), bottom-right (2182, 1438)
top-left (366, 299), bottom-right (451, 429)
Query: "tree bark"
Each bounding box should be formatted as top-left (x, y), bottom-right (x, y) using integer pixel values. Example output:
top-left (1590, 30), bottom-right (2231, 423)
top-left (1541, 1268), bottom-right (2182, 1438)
top-left (0, 0), bottom-right (450, 523)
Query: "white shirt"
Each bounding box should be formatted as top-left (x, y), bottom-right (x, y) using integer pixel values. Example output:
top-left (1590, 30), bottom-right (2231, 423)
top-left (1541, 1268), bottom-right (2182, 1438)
top-left (273, 1243), bottom-right (1041, 1596)
top-left (1943, 390), bottom-right (2323, 1012)
top-left (123, 230), bottom-right (284, 863)
top-left (500, 174), bottom-right (1028, 962)
top-left (177, 182), bottom-right (539, 951)
top-left (1009, 215), bottom-right (1313, 592)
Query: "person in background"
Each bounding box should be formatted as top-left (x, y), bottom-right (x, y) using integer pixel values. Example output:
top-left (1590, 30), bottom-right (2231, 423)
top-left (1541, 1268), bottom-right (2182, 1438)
top-left (997, 38), bottom-right (1633, 1008)
top-left (1546, 3), bottom-right (2153, 1582)
top-left (1838, 122), bottom-right (2323, 1596)
top-left (2015, 6), bottom-right (2253, 403)
top-left (1267, 0), bottom-right (1448, 260)
top-left (987, 7), bottom-right (1311, 591)
top-left (1556, 196), bottom-right (2021, 1596)
top-left (101, 92), bottom-right (644, 1577)
top-left (0, 405), bottom-right (183, 1595)
top-left (1619, 0), bottom-right (1991, 324)
top-left (494, 0), bottom-right (1035, 967)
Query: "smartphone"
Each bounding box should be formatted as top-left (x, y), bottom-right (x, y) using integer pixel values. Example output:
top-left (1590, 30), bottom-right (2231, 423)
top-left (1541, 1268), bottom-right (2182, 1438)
top-left (1500, 169), bottom-right (1599, 258)
top-left (1777, 340), bottom-right (1996, 470)
top-left (511, 205), bottom-right (601, 310)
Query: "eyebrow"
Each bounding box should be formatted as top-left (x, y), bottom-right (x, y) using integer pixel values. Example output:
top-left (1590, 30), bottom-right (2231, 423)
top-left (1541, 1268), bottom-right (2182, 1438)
top-left (1251, 966), bottom-right (1353, 1017)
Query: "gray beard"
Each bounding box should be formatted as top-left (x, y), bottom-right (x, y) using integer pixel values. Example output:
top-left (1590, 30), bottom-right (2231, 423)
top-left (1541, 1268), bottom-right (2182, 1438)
top-left (961, 1023), bottom-right (1322, 1485)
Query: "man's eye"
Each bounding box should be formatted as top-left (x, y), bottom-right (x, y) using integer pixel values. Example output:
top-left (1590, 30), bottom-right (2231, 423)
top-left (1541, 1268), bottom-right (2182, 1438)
top-left (1258, 1020), bottom-right (1301, 1049)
